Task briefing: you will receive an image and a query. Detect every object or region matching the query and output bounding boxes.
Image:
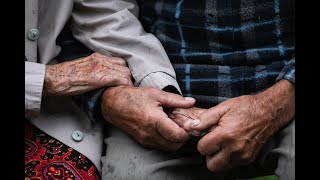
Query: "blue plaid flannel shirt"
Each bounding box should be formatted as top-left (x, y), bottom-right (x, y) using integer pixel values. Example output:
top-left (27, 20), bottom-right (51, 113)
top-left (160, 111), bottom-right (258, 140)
top-left (138, 0), bottom-right (295, 108)
top-left (58, 0), bottom-right (295, 120)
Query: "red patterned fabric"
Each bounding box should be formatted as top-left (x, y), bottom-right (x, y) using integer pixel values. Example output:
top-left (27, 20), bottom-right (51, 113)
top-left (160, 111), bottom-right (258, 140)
top-left (25, 120), bottom-right (101, 180)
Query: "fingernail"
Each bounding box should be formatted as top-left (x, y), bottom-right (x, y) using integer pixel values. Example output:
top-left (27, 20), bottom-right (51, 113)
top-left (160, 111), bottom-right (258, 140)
top-left (191, 119), bottom-right (200, 127)
top-left (191, 130), bottom-right (202, 136)
top-left (184, 97), bottom-right (195, 101)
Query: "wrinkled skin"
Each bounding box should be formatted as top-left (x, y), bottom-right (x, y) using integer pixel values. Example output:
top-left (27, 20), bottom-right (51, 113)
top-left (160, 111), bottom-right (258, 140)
top-left (190, 80), bottom-right (295, 172)
top-left (43, 52), bottom-right (133, 96)
top-left (167, 107), bottom-right (206, 136)
top-left (101, 86), bottom-right (196, 152)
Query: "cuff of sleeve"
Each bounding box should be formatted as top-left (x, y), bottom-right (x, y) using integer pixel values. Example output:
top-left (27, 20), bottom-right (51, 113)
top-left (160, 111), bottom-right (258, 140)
top-left (72, 88), bottom-right (106, 122)
top-left (276, 59), bottom-right (295, 84)
top-left (25, 62), bottom-right (46, 115)
top-left (139, 72), bottom-right (182, 94)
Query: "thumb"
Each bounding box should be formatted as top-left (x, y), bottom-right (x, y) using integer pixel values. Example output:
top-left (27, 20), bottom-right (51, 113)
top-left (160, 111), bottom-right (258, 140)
top-left (190, 105), bottom-right (230, 131)
top-left (156, 91), bottom-right (195, 108)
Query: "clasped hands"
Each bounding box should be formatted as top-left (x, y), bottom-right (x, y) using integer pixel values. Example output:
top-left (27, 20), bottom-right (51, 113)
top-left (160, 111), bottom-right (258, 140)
top-left (101, 80), bottom-right (294, 173)
top-left (46, 53), bottom-right (294, 173)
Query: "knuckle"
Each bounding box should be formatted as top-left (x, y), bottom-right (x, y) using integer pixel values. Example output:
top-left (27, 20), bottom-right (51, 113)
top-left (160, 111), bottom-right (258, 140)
top-left (91, 52), bottom-right (99, 57)
top-left (124, 68), bottom-right (132, 77)
top-left (117, 57), bottom-right (127, 64)
top-left (111, 75), bottom-right (120, 83)
top-left (238, 141), bottom-right (247, 150)
top-left (123, 79), bottom-right (132, 86)
top-left (181, 121), bottom-right (191, 131)
top-left (232, 142), bottom-right (246, 153)
top-left (168, 131), bottom-right (181, 141)
top-left (120, 69), bottom-right (131, 79)
top-left (149, 88), bottom-right (160, 93)
top-left (91, 52), bottom-right (102, 59)
top-left (118, 77), bottom-right (129, 85)
top-left (146, 88), bottom-right (161, 96)
top-left (92, 56), bottom-right (102, 63)
top-left (222, 130), bottom-right (236, 141)
top-left (143, 111), bottom-right (154, 123)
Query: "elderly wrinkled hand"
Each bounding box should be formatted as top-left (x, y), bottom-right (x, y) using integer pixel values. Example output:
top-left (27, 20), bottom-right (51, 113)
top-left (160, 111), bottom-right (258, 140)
top-left (190, 80), bottom-right (295, 172)
top-left (43, 52), bottom-right (133, 96)
top-left (101, 86), bottom-right (196, 152)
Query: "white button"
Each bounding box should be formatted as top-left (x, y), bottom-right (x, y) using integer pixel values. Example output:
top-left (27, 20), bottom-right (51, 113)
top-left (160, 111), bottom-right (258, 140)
top-left (27, 29), bottom-right (40, 41)
top-left (72, 130), bottom-right (84, 142)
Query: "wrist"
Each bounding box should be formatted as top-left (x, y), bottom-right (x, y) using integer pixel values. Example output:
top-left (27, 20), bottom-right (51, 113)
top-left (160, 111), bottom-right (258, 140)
top-left (255, 80), bottom-right (295, 130)
top-left (102, 85), bottom-right (125, 96)
top-left (43, 65), bottom-right (54, 96)
top-left (43, 64), bottom-right (65, 96)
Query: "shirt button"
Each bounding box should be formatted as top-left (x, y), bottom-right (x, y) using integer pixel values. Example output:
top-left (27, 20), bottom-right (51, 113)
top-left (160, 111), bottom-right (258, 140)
top-left (27, 29), bottom-right (40, 41)
top-left (72, 130), bottom-right (84, 142)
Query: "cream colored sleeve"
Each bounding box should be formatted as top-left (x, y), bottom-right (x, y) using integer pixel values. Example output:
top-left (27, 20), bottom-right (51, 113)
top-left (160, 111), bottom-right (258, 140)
top-left (70, 0), bottom-right (181, 93)
top-left (25, 61), bottom-right (46, 116)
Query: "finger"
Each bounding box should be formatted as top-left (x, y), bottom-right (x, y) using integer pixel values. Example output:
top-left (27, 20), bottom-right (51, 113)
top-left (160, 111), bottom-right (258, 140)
top-left (170, 107), bottom-right (205, 134)
top-left (191, 105), bottom-right (230, 131)
top-left (103, 63), bottom-right (133, 86)
top-left (107, 57), bottom-right (127, 66)
top-left (102, 61), bottom-right (131, 76)
top-left (167, 109), bottom-right (194, 130)
top-left (190, 107), bottom-right (206, 117)
top-left (154, 111), bottom-right (190, 143)
top-left (151, 135), bottom-right (184, 152)
top-left (97, 71), bottom-right (133, 87)
top-left (169, 112), bottom-right (201, 136)
top-left (197, 126), bottom-right (225, 155)
top-left (134, 129), bottom-right (183, 152)
top-left (91, 52), bottom-right (127, 65)
top-left (156, 91), bottom-right (196, 108)
top-left (167, 111), bottom-right (187, 127)
top-left (97, 54), bottom-right (128, 67)
top-left (206, 149), bottom-right (233, 172)
top-left (111, 69), bottom-right (133, 86)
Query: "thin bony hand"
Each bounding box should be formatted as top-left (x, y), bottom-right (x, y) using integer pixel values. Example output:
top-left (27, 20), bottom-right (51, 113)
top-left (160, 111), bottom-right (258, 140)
top-left (101, 86), bottom-right (196, 152)
top-left (43, 52), bottom-right (133, 96)
top-left (190, 80), bottom-right (295, 172)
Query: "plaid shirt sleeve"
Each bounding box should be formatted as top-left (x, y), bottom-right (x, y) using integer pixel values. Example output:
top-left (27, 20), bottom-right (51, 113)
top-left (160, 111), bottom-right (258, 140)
top-left (276, 57), bottom-right (295, 84)
top-left (71, 88), bottom-right (105, 122)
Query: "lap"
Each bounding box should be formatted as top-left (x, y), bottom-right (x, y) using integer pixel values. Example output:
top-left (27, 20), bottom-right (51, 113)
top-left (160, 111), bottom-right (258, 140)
top-left (258, 119), bottom-right (295, 180)
top-left (101, 120), bottom-right (295, 180)
top-left (101, 126), bottom-right (226, 180)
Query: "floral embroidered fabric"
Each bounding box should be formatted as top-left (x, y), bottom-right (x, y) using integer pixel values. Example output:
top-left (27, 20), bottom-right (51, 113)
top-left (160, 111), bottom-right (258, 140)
top-left (25, 120), bottom-right (101, 180)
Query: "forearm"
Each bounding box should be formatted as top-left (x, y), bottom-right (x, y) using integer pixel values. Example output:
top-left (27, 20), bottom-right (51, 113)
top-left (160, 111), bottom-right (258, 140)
top-left (67, 0), bottom-right (183, 122)
top-left (70, 0), bottom-right (181, 92)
